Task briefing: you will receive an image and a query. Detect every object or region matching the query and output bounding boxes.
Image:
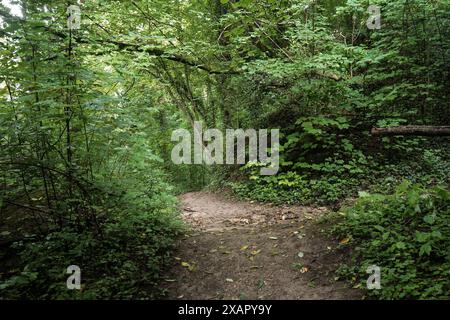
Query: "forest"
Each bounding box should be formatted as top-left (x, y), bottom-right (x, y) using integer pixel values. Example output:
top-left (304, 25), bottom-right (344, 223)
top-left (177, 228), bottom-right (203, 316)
top-left (0, 0), bottom-right (449, 300)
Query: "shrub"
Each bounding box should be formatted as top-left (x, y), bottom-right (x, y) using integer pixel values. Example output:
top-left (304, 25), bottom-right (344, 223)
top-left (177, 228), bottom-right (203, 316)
top-left (0, 183), bottom-right (183, 299)
top-left (230, 165), bottom-right (360, 205)
top-left (333, 182), bottom-right (450, 299)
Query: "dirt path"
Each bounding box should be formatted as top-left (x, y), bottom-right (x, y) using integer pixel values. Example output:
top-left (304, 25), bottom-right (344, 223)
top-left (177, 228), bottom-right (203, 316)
top-left (162, 192), bottom-right (362, 300)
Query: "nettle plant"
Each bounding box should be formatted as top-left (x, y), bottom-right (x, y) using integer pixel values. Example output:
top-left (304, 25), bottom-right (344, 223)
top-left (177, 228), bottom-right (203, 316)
top-left (283, 116), bottom-right (369, 175)
top-left (333, 181), bottom-right (450, 299)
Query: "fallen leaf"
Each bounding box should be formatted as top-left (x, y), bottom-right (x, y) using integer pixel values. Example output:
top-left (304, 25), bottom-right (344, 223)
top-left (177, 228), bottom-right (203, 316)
top-left (269, 236), bottom-right (278, 240)
top-left (257, 279), bottom-right (265, 289)
top-left (251, 249), bottom-right (261, 256)
top-left (240, 245), bottom-right (249, 251)
top-left (181, 261), bottom-right (196, 271)
top-left (226, 278), bottom-right (234, 283)
top-left (340, 237), bottom-right (350, 245)
top-left (297, 252), bottom-right (304, 258)
top-left (300, 267), bottom-right (309, 274)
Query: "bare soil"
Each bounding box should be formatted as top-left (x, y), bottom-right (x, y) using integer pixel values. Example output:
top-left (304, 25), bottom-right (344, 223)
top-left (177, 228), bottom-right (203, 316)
top-left (162, 191), bottom-right (362, 300)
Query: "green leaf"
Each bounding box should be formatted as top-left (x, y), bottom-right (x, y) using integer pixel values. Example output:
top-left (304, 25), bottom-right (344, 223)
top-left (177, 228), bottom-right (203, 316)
top-left (423, 214), bottom-right (436, 225)
top-left (395, 242), bottom-right (406, 249)
top-left (419, 243), bottom-right (432, 256)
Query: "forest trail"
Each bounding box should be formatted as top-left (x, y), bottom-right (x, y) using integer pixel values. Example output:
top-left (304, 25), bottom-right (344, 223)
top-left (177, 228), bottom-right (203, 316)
top-left (162, 192), bottom-right (362, 300)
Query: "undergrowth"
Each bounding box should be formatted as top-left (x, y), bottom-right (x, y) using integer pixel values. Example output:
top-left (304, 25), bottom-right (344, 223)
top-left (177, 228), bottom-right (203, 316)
top-left (332, 182), bottom-right (449, 300)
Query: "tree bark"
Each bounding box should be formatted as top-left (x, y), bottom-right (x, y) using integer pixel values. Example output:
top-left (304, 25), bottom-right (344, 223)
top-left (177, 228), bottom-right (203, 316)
top-left (371, 126), bottom-right (450, 136)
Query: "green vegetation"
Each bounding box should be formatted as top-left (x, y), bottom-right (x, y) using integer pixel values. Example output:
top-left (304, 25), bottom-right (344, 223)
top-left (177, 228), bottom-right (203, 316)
top-left (0, 0), bottom-right (448, 300)
top-left (333, 182), bottom-right (449, 299)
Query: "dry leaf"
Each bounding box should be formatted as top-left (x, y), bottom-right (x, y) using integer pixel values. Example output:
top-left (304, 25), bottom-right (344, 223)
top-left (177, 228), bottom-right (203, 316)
top-left (181, 261), bottom-right (196, 271)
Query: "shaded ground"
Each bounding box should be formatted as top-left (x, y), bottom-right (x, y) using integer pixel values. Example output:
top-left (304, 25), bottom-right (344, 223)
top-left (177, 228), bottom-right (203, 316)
top-left (162, 192), bottom-right (362, 300)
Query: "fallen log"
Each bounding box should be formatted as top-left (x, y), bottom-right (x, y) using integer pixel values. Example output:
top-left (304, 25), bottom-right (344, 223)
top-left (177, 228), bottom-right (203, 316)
top-left (371, 126), bottom-right (450, 137)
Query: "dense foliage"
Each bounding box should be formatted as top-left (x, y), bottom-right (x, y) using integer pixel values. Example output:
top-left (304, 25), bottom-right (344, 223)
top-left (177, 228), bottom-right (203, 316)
top-left (0, 0), bottom-right (448, 300)
top-left (333, 182), bottom-right (449, 299)
top-left (225, 0), bottom-right (450, 204)
top-left (0, 0), bottom-right (186, 299)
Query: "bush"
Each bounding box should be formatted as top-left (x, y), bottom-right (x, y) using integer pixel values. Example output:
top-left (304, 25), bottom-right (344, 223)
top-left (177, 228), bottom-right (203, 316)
top-left (230, 167), bottom-right (360, 205)
top-left (333, 182), bottom-right (450, 299)
top-left (0, 183), bottom-right (183, 299)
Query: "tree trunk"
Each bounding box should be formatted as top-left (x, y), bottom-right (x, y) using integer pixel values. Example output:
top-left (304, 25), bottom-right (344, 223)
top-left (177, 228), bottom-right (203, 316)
top-left (371, 126), bottom-right (450, 136)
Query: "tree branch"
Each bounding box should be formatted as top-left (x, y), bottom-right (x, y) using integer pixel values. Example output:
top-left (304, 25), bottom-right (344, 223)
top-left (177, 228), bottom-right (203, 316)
top-left (371, 126), bottom-right (450, 136)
